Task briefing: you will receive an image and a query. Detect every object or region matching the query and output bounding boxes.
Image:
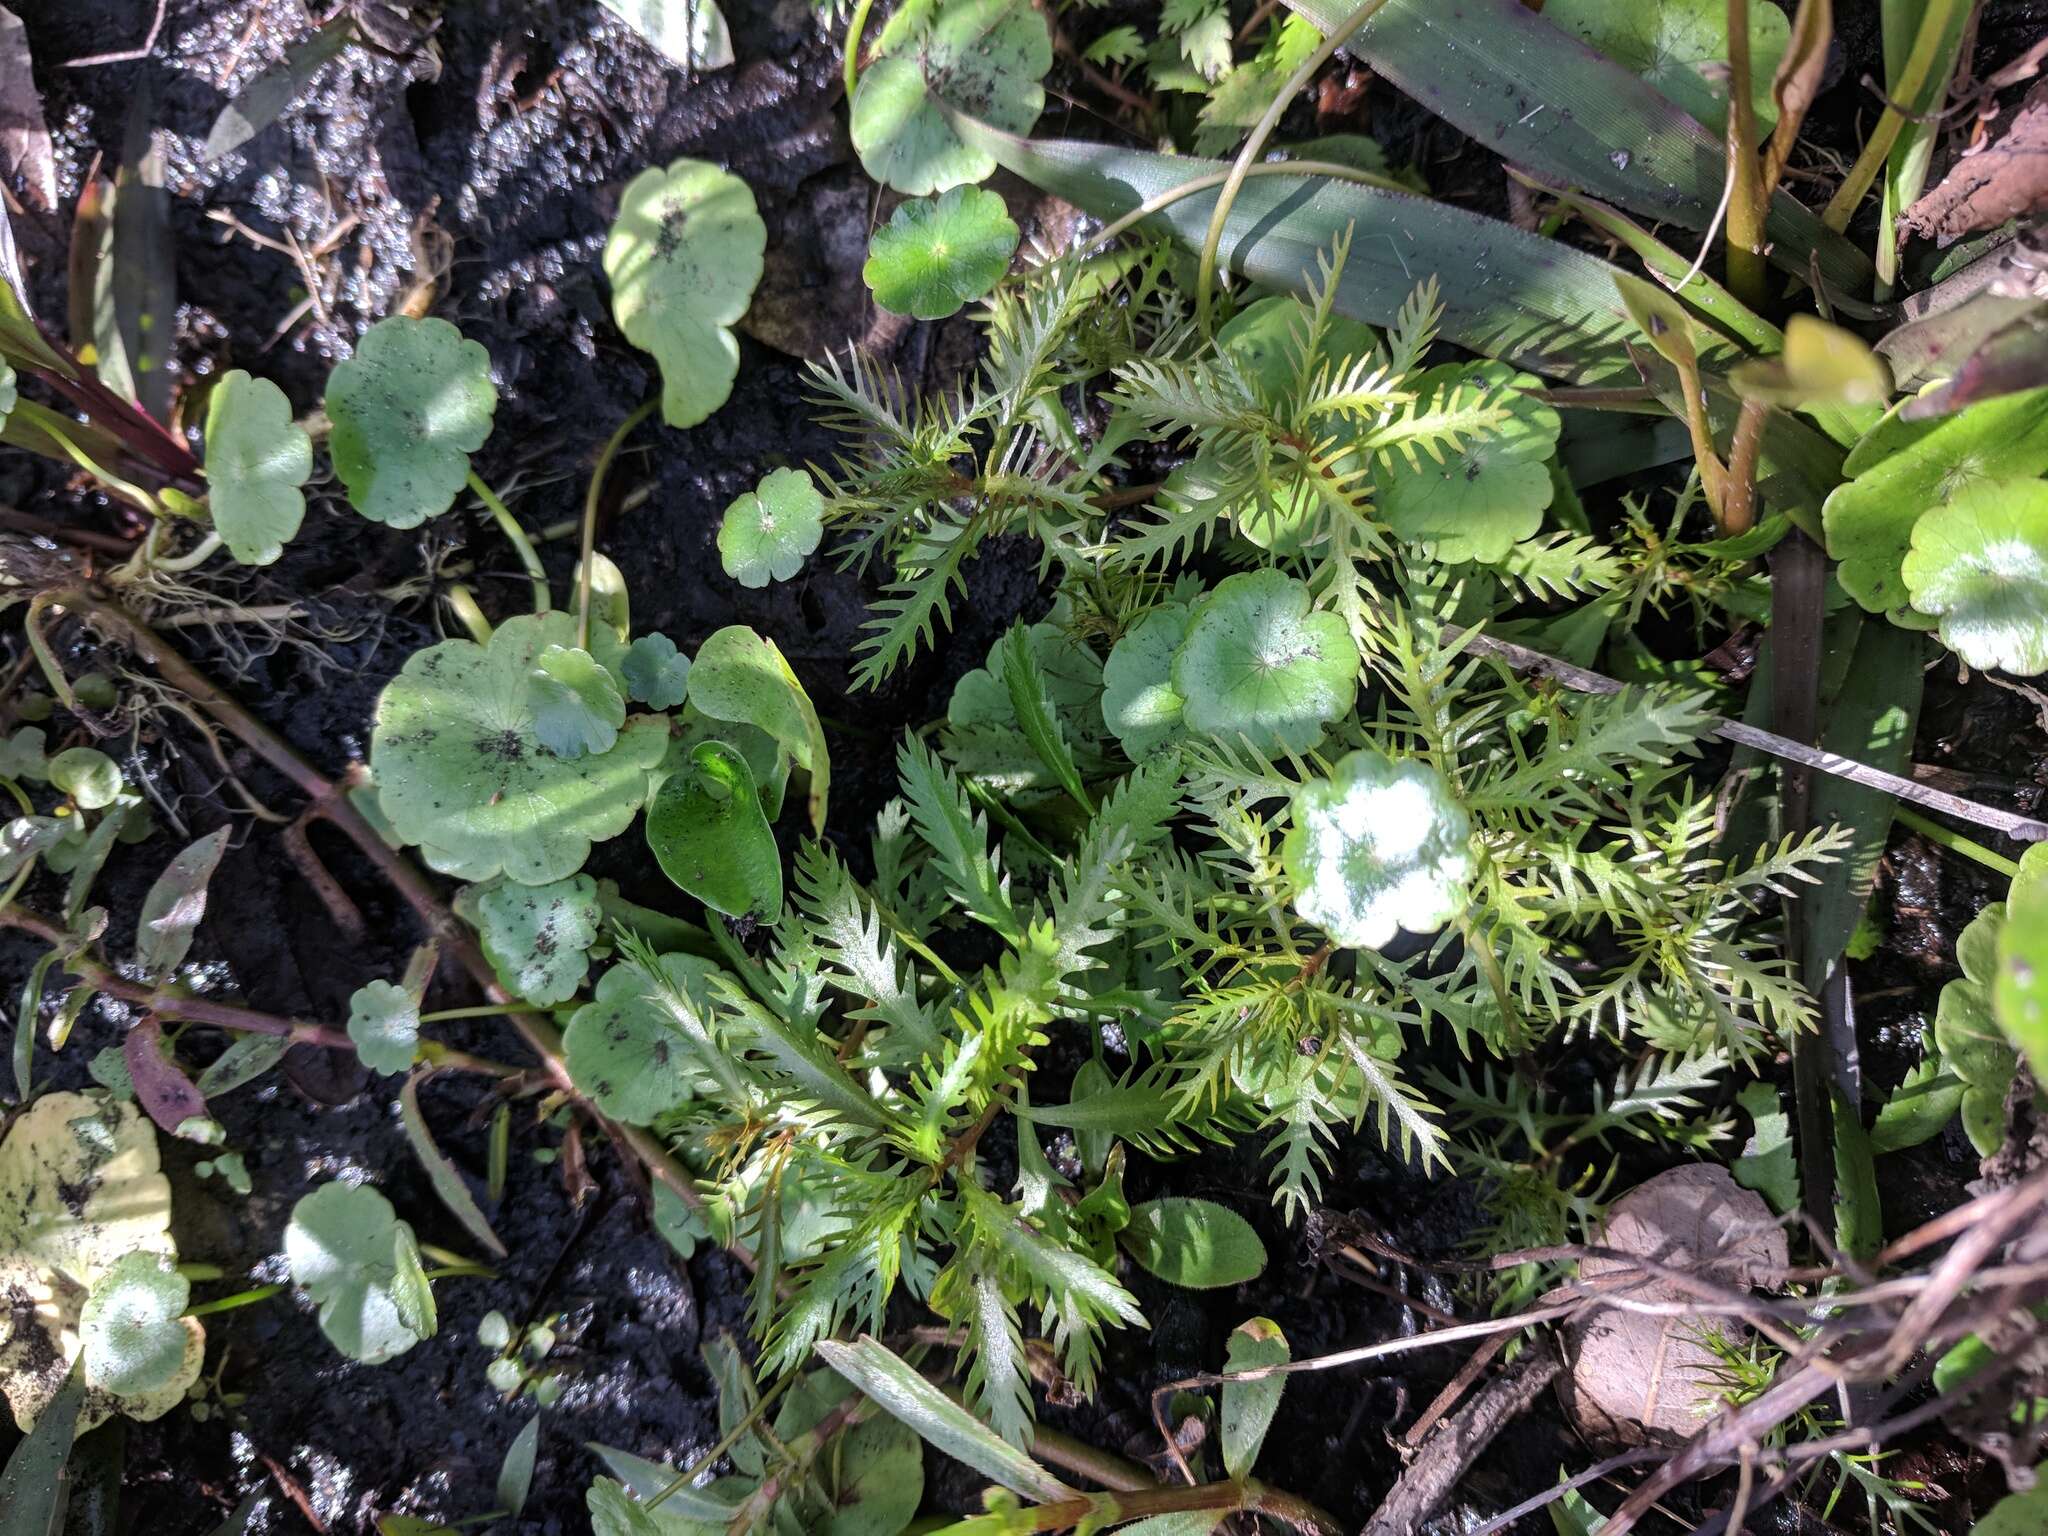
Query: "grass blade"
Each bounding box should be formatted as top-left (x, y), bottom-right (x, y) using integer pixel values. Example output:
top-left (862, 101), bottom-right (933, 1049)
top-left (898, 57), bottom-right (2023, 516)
top-left (1282, 0), bottom-right (1868, 292)
top-left (815, 1336), bottom-right (1077, 1501)
top-left (959, 124), bottom-right (1642, 383)
top-left (400, 1069), bottom-right (509, 1259)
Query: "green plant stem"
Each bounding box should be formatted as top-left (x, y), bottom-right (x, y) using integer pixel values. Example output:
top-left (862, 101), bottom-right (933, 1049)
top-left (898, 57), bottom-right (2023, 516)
top-left (419, 1003), bottom-right (545, 1023)
top-left (39, 584), bottom-right (743, 1266)
top-left (1822, 0), bottom-right (1966, 231)
top-left (0, 899), bottom-right (357, 1050)
top-left (577, 398), bottom-right (658, 650)
top-left (1723, 0), bottom-right (1769, 308)
top-left (183, 1283), bottom-right (287, 1319)
top-left (1193, 0), bottom-right (1396, 335)
top-left (443, 583), bottom-right (494, 645)
top-left (24, 594), bottom-right (80, 712)
top-left (466, 472), bottom-right (551, 613)
top-left (1893, 804), bottom-right (2023, 880)
top-left (842, 0), bottom-right (877, 101)
top-left (149, 530), bottom-right (223, 575)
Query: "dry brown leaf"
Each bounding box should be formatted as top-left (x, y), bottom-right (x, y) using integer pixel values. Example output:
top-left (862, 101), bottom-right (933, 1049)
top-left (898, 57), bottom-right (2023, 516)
top-left (1903, 81), bottom-right (2048, 246)
top-left (1560, 1165), bottom-right (1788, 1445)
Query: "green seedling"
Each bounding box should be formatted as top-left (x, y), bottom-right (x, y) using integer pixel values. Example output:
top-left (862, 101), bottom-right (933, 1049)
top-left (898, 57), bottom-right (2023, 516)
top-left (603, 158), bottom-right (765, 428)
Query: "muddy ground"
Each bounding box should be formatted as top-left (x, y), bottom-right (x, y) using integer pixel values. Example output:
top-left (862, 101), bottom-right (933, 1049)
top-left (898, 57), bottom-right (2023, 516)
top-left (0, 1), bottom-right (2043, 1532)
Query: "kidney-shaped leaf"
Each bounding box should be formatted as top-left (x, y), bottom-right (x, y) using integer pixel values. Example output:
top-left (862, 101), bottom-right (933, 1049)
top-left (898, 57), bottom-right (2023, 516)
top-left (1172, 570), bottom-right (1358, 756)
top-left (1372, 362), bottom-right (1560, 564)
top-left (531, 644), bottom-right (627, 760)
top-left (326, 316), bottom-right (498, 528)
top-left (1934, 904), bottom-right (2015, 1156)
top-left (1822, 388), bottom-right (2048, 623)
top-left (604, 158), bottom-right (765, 429)
top-left (284, 1182), bottom-right (433, 1364)
top-left (864, 186), bottom-right (1020, 320)
top-left (719, 466), bottom-right (824, 588)
top-left (623, 633), bottom-right (692, 710)
top-left (1284, 750), bottom-right (1473, 950)
top-left (477, 874), bottom-right (602, 1006)
top-left (79, 1252), bottom-right (190, 1397)
top-left (646, 740), bottom-right (783, 919)
top-left (850, 0), bottom-right (1052, 196)
top-left (564, 954), bottom-right (724, 1124)
top-left (371, 613), bottom-right (669, 885)
top-left (347, 980), bottom-right (420, 1076)
top-left (1119, 1197), bottom-right (1267, 1289)
top-left (204, 370), bottom-right (312, 565)
top-left (1902, 479), bottom-right (2048, 677)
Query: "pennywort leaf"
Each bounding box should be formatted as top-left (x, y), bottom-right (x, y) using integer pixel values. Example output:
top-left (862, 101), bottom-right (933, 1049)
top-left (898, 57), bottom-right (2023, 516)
top-left (326, 316), bottom-right (498, 528)
top-left (1283, 751), bottom-right (1474, 950)
top-left (1172, 570), bottom-right (1358, 756)
top-left (719, 466), bottom-right (825, 588)
top-left (863, 186), bottom-right (1020, 320)
top-left (604, 158), bottom-right (765, 428)
top-left (203, 370), bottom-right (312, 565)
top-left (1901, 479), bottom-right (2048, 676)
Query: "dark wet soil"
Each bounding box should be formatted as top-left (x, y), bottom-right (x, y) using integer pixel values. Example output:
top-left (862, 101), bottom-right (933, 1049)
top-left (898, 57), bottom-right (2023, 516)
top-left (2, 1), bottom-right (2045, 1534)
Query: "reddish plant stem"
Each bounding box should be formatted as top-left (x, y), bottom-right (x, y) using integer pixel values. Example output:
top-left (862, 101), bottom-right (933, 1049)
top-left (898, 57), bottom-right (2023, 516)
top-left (0, 899), bottom-right (354, 1051)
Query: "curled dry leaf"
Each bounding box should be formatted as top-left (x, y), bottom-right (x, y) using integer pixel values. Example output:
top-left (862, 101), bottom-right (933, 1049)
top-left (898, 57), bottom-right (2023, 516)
top-left (1901, 81), bottom-right (2048, 246)
top-left (1560, 1164), bottom-right (1788, 1444)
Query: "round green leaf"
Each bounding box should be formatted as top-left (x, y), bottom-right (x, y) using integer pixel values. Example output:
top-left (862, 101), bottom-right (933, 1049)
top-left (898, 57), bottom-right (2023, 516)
top-left (1171, 570), bottom-right (1358, 756)
top-left (1284, 750), bottom-right (1473, 950)
top-left (623, 633), bottom-right (692, 709)
top-left (646, 739), bottom-right (784, 919)
top-left (47, 747), bottom-right (121, 810)
top-left (1544, 0), bottom-right (1790, 133)
top-left (531, 644), bottom-right (628, 760)
top-left (79, 1252), bottom-right (190, 1396)
top-left (477, 874), bottom-right (602, 1006)
top-left (564, 955), bottom-right (723, 1124)
top-left (326, 316), bottom-right (498, 528)
top-left (1101, 604), bottom-right (1190, 758)
top-left (863, 186), bottom-right (1019, 320)
top-left (371, 613), bottom-right (670, 884)
top-left (849, 0), bottom-right (1052, 195)
top-left (204, 370), bottom-right (312, 565)
top-left (718, 466), bottom-right (825, 588)
top-left (774, 1367), bottom-right (926, 1536)
top-left (1372, 362), bottom-right (1560, 564)
top-left (1823, 388), bottom-right (2048, 624)
top-left (1971, 1482), bottom-right (2048, 1536)
top-left (1119, 1197), bottom-right (1266, 1289)
top-left (603, 158), bottom-right (766, 429)
top-left (1218, 294), bottom-right (1377, 407)
top-left (347, 980), bottom-right (420, 1075)
top-left (284, 1182), bottom-right (429, 1364)
top-left (1901, 479), bottom-right (2048, 676)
